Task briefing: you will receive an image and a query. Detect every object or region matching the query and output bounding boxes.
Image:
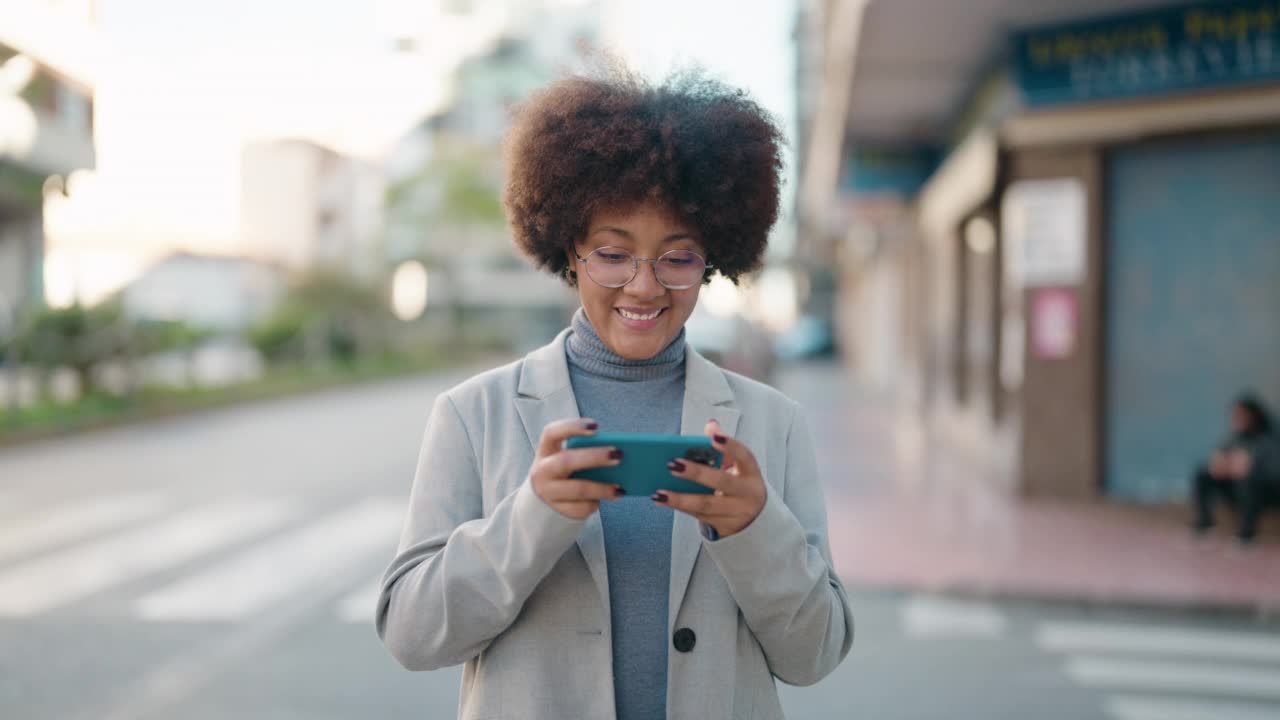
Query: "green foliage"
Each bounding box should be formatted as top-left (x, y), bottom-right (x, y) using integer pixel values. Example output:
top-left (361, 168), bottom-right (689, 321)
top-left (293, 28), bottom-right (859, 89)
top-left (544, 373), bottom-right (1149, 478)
top-left (3, 301), bottom-right (215, 398)
top-left (387, 138), bottom-right (505, 229)
top-left (132, 318), bottom-right (216, 356)
top-left (247, 303), bottom-right (308, 364)
top-left (11, 302), bottom-right (127, 386)
top-left (246, 270), bottom-right (392, 366)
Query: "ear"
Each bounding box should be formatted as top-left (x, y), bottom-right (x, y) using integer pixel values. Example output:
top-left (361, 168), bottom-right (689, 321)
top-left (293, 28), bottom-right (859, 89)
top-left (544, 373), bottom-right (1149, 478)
top-left (562, 245), bottom-right (581, 287)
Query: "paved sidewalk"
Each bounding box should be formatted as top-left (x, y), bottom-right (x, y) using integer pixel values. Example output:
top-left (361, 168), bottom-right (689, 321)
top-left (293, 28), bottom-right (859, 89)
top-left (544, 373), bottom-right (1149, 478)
top-left (776, 361), bottom-right (1280, 614)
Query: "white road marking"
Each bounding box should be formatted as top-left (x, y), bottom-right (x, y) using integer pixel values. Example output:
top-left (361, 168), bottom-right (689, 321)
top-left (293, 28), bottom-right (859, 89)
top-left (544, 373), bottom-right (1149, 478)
top-left (1105, 694), bottom-right (1280, 720)
top-left (0, 499), bottom-right (293, 616)
top-left (336, 577), bottom-right (381, 624)
top-left (1066, 657), bottom-right (1280, 700)
top-left (136, 498), bottom-right (401, 621)
top-left (901, 594), bottom-right (1007, 638)
top-left (1038, 621), bottom-right (1280, 663)
top-left (0, 495), bottom-right (168, 564)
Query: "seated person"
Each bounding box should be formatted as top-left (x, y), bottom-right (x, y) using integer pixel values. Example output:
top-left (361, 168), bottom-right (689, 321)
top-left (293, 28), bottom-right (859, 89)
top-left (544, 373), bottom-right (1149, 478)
top-left (1191, 392), bottom-right (1280, 544)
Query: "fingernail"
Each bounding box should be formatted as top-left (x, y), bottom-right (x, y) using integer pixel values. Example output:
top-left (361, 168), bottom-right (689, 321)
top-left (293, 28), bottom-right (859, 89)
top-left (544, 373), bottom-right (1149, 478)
top-left (713, 434), bottom-right (727, 444)
top-left (667, 459), bottom-right (686, 472)
top-left (651, 491), bottom-right (669, 504)
top-left (614, 486), bottom-right (625, 497)
top-left (609, 449), bottom-right (623, 460)
top-left (583, 421), bottom-right (598, 430)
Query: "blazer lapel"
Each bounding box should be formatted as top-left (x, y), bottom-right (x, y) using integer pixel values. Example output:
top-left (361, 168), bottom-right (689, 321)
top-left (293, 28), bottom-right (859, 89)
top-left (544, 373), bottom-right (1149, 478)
top-left (513, 328), bottom-right (612, 620)
top-left (668, 345), bottom-right (739, 633)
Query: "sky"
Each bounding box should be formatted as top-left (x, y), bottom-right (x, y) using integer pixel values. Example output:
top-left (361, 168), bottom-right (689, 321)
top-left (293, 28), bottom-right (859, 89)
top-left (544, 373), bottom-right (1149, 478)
top-left (43, 0), bottom-right (797, 305)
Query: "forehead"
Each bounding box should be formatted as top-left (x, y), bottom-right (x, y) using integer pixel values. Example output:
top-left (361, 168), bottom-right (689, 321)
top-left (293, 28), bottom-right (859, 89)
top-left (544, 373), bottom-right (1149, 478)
top-left (587, 203), bottom-right (695, 237)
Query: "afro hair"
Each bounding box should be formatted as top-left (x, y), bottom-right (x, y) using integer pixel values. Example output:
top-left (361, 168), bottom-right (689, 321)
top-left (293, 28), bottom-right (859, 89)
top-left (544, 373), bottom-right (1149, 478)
top-left (502, 65), bottom-right (785, 285)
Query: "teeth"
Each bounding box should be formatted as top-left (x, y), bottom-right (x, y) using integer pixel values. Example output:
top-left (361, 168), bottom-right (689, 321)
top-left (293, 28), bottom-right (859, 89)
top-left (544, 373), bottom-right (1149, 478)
top-left (618, 308), bottom-right (661, 321)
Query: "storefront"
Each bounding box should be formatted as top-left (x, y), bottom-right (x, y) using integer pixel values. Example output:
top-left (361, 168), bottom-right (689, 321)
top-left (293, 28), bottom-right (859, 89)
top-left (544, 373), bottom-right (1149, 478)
top-left (816, 0), bottom-right (1280, 503)
top-left (1007, 0), bottom-right (1280, 502)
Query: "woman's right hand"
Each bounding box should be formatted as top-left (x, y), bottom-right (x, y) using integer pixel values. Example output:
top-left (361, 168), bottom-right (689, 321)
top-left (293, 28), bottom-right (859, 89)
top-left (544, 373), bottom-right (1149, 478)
top-left (530, 418), bottom-right (623, 519)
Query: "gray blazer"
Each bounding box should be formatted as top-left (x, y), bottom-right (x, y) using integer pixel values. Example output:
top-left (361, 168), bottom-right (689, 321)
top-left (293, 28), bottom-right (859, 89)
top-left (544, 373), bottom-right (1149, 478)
top-left (377, 328), bottom-right (854, 719)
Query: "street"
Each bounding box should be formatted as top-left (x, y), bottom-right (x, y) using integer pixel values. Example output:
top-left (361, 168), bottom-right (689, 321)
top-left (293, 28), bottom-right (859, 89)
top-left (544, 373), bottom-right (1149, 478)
top-left (1, 363), bottom-right (1278, 720)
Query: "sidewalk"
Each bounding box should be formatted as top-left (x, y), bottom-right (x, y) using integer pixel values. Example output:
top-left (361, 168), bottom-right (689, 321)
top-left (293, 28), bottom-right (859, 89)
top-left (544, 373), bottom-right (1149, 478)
top-left (777, 361), bottom-right (1280, 614)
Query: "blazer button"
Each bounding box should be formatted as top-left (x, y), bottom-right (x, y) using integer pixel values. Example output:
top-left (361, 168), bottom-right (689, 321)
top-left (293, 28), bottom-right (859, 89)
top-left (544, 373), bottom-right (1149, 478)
top-left (673, 627), bottom-right (696, 653)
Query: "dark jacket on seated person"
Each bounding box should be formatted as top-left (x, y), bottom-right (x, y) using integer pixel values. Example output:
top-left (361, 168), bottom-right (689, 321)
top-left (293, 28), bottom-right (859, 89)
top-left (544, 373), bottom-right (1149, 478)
top-left (1192, 394), bottom-right (1280, 541)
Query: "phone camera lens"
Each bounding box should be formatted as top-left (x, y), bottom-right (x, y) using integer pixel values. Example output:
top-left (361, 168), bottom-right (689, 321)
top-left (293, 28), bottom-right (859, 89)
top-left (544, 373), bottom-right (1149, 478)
top-left (685, 447), bottom-right (713, 464)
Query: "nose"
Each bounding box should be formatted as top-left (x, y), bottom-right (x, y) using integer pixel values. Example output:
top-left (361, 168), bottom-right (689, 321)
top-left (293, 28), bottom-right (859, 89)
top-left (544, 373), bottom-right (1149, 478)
top-left (623, 260), bottom-right (665, 299)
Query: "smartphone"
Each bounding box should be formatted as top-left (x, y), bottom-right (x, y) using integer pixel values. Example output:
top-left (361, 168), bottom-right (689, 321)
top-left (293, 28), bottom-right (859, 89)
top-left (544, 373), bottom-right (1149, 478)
top-left (564, 432), bottom-right (723, 496)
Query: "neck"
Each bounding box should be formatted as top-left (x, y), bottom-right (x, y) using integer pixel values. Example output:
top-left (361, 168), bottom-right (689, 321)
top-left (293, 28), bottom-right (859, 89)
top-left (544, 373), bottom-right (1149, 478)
top-left (565, 307), bottom-right (685, 381)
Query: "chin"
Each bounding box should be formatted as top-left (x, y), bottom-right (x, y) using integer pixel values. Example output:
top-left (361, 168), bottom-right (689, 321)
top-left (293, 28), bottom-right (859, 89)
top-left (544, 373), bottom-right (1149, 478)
top-left (614, 339), bottom-right (662, 360)
top-left (607, 332), bottom-right (666, 360)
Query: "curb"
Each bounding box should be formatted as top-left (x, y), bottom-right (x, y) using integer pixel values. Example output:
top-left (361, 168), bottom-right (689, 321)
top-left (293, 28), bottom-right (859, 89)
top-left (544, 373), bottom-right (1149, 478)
top-left (0, 357), bottom-right (503, 450)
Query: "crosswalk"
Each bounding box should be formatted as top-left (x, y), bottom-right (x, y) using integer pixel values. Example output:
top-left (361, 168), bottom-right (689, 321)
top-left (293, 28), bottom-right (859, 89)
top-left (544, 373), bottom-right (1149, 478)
top-left (897, 595), bottom-right (1280, 719)
top-left (1036, 619), bottom-right (1280, 720)
top-left (0, 494), bottom-right (168, 565)
top-left (0, 492), bottom-right (402, 624)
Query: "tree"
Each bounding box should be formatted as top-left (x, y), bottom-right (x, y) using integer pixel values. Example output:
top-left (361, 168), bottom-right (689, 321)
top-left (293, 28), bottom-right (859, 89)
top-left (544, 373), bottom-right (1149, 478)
top-left (12, 301), bottom-right (130, 399)
top-left (247, 270), bottom-right (392, 367)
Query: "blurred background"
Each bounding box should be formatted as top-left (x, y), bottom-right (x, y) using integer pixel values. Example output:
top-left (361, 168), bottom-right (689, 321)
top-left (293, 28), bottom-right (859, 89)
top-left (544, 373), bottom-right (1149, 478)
top-left (1, 1), bottom-right (1278, 719)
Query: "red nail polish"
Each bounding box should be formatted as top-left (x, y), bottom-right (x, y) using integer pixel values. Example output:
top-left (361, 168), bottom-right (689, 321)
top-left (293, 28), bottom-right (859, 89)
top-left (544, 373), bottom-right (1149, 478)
top-left (614, 486), bottom-right (625, 497)
top-left (667, 459), bottom-right (686, 472)
top-left (713, 434), bottom-right (727, 444)
top-left (584, 421), bottom-right (599, 430)
top-left (609, 449), bottom-right (623, 460)
top-left (651, 492), bottom-right (669, 504)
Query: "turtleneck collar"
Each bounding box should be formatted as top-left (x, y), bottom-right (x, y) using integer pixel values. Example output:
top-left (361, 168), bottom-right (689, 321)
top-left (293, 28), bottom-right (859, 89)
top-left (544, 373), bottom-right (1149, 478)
top-left (565, 307), bottom-right (685, 382)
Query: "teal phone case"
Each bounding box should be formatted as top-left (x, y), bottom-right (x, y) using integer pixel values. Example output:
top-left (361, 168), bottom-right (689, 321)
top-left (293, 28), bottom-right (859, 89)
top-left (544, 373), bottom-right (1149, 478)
top-left (564, 432), bottom-right (722, 496)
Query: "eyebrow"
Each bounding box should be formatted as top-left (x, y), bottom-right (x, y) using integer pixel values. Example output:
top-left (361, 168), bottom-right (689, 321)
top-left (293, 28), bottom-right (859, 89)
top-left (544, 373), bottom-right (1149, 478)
top-left (589, 226), bottom-right (696, 243)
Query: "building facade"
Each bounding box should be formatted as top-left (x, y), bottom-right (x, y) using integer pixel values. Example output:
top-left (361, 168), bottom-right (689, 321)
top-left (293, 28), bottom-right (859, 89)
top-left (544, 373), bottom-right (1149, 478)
top-left (239, 139), bottom-right (386, 281)
top-left (805, 0), bottom-right (1280, 503)
top-left (122, 252), bottom-right (286, 332)
top-left (0, 0), bottom-right (96, 332)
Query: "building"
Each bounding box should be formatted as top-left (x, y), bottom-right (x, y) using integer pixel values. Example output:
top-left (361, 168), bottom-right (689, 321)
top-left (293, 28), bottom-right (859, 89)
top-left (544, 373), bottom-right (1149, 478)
top-left (804, 0), bottom-right (1280, 503)
top-left (0, 0), bottom-right (97, 331)
top-left (382, 1), bottom-right (599, 265)
top-left (122, 252), bottom-right (286, 332)
top-left (239, 139), bottom-right (385, 282)
top-left (380, 7), bottom-right (599, 350)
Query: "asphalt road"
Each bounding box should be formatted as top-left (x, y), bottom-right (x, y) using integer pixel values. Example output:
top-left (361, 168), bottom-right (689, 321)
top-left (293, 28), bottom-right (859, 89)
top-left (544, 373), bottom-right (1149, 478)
top-left (1, 365), bottom-right (1277, 720)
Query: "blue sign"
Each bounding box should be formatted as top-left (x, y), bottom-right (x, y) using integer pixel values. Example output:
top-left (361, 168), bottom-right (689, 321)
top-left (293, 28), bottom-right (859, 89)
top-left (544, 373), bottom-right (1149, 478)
top-left (1013, 0), bottom-right (1280, 106)
top-left (841, 146), bottom-right (938, 198)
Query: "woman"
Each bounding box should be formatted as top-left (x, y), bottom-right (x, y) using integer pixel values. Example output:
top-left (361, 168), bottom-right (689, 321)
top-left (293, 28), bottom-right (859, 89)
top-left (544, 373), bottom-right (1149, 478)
top-left (377, 68), bottom-right (854, 720)
top-left (1192, 392), bottom-right (1280, 544)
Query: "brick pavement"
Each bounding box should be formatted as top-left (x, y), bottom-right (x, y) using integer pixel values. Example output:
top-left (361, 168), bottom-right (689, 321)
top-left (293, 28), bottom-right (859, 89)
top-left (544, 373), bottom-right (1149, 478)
top-left (776, 361), bottom-right (1280, 613)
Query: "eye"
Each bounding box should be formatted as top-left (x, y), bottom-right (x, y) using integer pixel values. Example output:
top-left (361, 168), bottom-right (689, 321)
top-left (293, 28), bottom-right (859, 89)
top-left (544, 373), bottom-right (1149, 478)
top-left (595, 250), bottom-right (631, 264)
top-left (661, 251), bottom-right (700, 266)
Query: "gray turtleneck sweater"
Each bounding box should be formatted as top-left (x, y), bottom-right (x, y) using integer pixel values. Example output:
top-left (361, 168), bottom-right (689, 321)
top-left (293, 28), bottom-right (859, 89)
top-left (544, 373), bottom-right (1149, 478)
top-left (565, 307), bottom-right (684, 720)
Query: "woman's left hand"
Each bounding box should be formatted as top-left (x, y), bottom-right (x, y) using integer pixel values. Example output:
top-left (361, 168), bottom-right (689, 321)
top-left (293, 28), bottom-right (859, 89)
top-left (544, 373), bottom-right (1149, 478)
top-left (654, 420), bottom-right (767, 538)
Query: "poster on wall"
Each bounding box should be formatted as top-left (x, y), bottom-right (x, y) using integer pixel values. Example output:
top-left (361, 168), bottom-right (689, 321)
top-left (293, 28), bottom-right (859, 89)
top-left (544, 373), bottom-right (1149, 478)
top-left (1031, 288), bottom-right (1078, 360)
top-left (1002, 177), bottom-right (1087, 287)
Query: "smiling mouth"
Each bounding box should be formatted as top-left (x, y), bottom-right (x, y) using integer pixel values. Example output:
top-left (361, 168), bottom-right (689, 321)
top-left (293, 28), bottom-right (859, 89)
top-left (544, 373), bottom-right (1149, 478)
top-left (616, 307), bottom-right (666, 321)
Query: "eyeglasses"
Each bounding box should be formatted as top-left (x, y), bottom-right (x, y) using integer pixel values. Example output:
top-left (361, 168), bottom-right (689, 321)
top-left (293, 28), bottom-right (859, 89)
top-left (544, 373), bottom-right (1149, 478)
top-left (575, 246), bottom-right (713, 290)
